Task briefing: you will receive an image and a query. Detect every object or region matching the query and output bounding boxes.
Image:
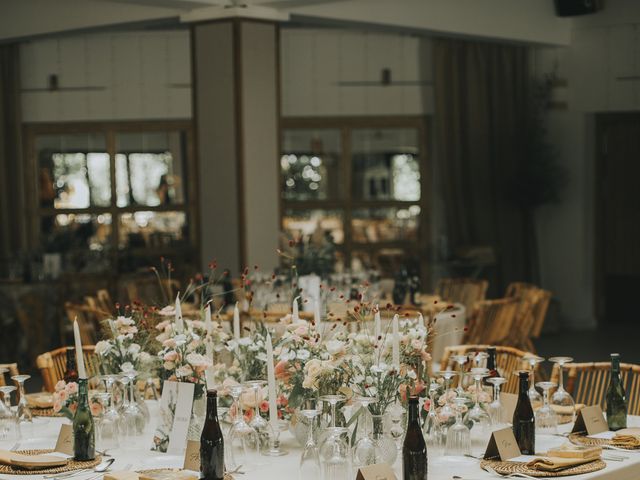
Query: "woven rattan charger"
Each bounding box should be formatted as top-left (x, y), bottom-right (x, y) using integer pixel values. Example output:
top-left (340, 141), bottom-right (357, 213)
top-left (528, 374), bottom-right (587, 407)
top-left (568, 432), bottom-right (640, 450)
top-left (480, 458), bottom-right (606, 477)
top-left (0, 450), bottom-right (101, 475)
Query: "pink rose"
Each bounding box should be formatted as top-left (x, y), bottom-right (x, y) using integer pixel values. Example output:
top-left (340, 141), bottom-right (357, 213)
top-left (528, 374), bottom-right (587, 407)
top-left (54, 380), bottom-right (66, 392)
top-left (58, 389), bottom-right (68, 402)
top-left (65, 382), bottom-right (78, 395)
top-left (164, 351), bottom-right (178, 362)
top-left (53, 399), bottom-right (63, 413)
top-left (90, 402), bottom-right (103, 417)
top-left (163, 338), bottom-right (177, 348)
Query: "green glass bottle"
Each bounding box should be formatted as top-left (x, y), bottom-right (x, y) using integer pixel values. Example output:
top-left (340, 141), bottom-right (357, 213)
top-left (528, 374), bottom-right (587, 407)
top-left (606, 353), bottom-right (627, 431)
top-left (73, 378), bottom-right (95, 461)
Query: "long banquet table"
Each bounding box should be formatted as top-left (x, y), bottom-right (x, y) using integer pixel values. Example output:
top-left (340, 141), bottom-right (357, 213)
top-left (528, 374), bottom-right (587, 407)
top-left (2, 401), bottom-right (639, 480)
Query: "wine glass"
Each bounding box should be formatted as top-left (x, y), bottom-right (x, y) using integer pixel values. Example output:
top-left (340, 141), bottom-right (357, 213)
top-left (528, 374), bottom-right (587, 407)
top-left (320, 394), bottom-right (346, 430)
top-left (299, 400), bottom-right (322, 480)
top-left (352, 396), bottom-right (377, 468)
top-left (387, 401), bottom-right (405, 451)
top-left (319, 395), bottom-right (349, 480)
top-left (227, 384), bottom-right (260, 471)
top-left (452, 355), bottom-right (469, 394)
top-left (465, 368), bottom-right (491, 432)
top-left (524, 355), bottom-right (544, 406)
top-left (244, 380), bottom-right (269, 453)
top-left (486, 377), bottom-right (507, 427)
top-left (549, 356), bottom-right (575, 420)
top-left (263, 419), bottom-right (288, 457)
top-left (435, 370), bottom-right (457, 419)
top-left (473, 351), bottom-right (489, 368)
top-left (12, 375), bottom-right (33, 438)
top-left (445, 397), bottom-right (471, 457)
top-left (118, 374), bottom-right (142, 440)
top-left (0, 385), bottom-right (17, 441)
top-left (535, 382), bottom-right (558, 434)
top-left (423, 383), bottom-right (444, 455)
top-left (98, 388), bottom-right (119, 451)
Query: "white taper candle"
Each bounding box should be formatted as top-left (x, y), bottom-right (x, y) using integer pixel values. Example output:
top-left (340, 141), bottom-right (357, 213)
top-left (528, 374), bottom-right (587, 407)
top-left (204, 304), bottom-right (213, 335)
top-left (73, 319), bottom-right (87, 379)
top-left (233, 302), bottom-right (240, 339)
top-left (175, 294), bottom-right (184, 332)
top-left (265, 333), bottom-right (278, 427)
top-left (292, 296), bottom-right (300, 322)
top-left (392, 314), bottom-right (400, 370)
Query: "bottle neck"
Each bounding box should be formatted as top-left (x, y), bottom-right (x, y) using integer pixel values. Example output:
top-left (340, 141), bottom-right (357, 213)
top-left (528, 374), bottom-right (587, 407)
top-left (407, 400), bottom-right (420, 424)
top-left (77, 379), bottom-right (89, 407)
top-left (206, 395), bottom-right (218, 422)
top-left (487, 351), bottom-right (496, 370)
top-left (518, 375), bottom-right (530, 396)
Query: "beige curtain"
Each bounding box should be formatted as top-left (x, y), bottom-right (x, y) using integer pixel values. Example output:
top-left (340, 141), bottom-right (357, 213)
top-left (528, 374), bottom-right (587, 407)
top-left (434, 38), bottom-right (529, 292)
top-left (0, 44), bottom-right (25, 259)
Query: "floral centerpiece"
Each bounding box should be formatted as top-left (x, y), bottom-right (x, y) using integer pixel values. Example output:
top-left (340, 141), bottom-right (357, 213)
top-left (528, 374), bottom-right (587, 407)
top-left (95, 314), bottom-right (156, 375)
top-left (52, 380), bottom-right (103, 420)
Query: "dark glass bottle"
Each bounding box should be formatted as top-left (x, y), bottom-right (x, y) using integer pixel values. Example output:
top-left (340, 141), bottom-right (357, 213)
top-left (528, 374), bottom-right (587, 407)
top-left (512, 371), bottom-right (535, 455)
top-left (73, 378), bottom-right (95, 461)
top-left (403, 396), bottom-right (427, 480)
top-left (200, 390), bottom-right (225, 480)
top-left (606, 353), bottom-right (627, 431)
top-left (483, 347), bottom-right (499, 387)
top-left (64, 347), bottom-right (79, 383)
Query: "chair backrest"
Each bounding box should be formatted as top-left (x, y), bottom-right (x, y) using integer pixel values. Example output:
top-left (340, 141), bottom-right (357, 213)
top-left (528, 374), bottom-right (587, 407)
top-left (550, 361), bottom-right (640, 415)
top-left (441, 344), bottom-right (532, 394)
top-left (505, 282), bottom-right (552, 341)
top-left (0, 363), bottom-right (20, 387)
top-left (36, 346), bottom-right (99, 393)
top-left (435, 278), bottom-right (488, 314)
top-left (464, 297), bottom-right (520, 345)
top-left (96, 289), bottom-right (115, 315)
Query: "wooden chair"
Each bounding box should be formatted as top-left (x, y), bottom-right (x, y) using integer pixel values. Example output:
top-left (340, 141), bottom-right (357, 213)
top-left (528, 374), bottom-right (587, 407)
top-left (0, 363), bottom-right (20, 387)
top-left (435, 278), bottom-right (488, 315)
top-left (36, 346), bottom-right (100, 393)
top-left (506, 282), bottom-right (552, 351)
top-left (550, 362), bottom-right (640, 415)
top-left (125, 277), bottom-right (180, 306)
top-left (96, 289), bottom-right (115, 315)
top-left (441, 345), bottom-right (533, 394)
top-left (464, 297), bottom-right (520, 345)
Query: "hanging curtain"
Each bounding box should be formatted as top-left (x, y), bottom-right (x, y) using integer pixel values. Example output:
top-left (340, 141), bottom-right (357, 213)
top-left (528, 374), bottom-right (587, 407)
top-left (0, 43), bottom-right (26, 259)
top-left (434, 38), bottom-right (529, 292)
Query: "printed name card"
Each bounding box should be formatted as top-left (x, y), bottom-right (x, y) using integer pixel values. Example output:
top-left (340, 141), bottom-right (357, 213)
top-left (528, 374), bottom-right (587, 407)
top-left (55, 424), bottom-right (74, 455)
top-left (483, 427), bottom-right (522, 461)
top-left (500, 392), bottom-right (518, 425)
top-left (183, 440), bottom-right (200, 472)
top-left (572, 405), bottom-right (608, 435)
top-left (355, 464), bottom-right (397, 480)
top-left (151, 381), bottom-right (196, 454)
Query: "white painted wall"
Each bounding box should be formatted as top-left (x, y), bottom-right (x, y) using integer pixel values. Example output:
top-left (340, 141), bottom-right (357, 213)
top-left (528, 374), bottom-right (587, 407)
top-left (20, 31), bottom-right (191, 122)
top-left (280, 28), bottom-right (433, 117)
top-left (532, 0), bottom-right (640, 329)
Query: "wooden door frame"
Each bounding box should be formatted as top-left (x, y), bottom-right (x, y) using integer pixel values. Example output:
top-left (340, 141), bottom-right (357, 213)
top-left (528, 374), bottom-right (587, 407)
top-left (594, 112), bottom-right (640, 325)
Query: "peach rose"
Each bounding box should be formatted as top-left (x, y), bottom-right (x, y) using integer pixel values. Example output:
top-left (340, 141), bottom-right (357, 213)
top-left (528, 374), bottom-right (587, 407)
top-left (65, 382), bottom-right (78, 395)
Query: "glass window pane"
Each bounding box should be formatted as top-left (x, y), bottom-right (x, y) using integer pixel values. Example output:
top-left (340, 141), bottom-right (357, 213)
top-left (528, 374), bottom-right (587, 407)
top-left (36, 134), bottom-right (110, 208)
top-left (281, 129), bottom-right (341, 201)
top-left (116, 131), bottom-right (187, 207)
top-left (282, 209), bottom-right (344, 245)
top-left (351, 206), bottom-right (420, 243)
top-left (118, 211), bottom-right (188, 249)
top-left (351, 128), bottom-right (420, 201)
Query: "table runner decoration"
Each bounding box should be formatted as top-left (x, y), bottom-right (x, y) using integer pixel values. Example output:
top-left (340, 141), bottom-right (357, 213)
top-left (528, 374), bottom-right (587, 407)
top-left (480, 458), bottom-right (606, 477)
top-left (0, 450), bottom-right (101, 475)
top-left (568, 433), bottom-right (640, 450)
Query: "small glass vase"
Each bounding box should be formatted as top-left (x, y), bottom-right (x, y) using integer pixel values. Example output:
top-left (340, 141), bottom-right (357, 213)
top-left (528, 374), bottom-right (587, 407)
top-left (371, 414), bottom-right (397, 465)
top-left (187, 395), bottom-right (207, 441)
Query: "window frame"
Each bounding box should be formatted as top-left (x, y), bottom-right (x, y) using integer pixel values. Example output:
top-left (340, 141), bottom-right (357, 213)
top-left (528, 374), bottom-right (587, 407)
top-left (23, 120), bottom-right (199, 271)
top-left (279, 115), bottom-right (430, 283)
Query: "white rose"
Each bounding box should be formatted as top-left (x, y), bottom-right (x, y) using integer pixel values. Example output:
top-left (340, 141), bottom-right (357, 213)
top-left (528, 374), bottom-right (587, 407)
top-left (121, 362), bottom-right (134, 373)
top-left (325, 340), bottom-right (346, 356)
top-left (138, 352), bottom-right (151, 364)
top-left (176, 365), bottom-right (193, 378)
top-left (128, 343), bottom-right (141, 355)
top-left (95, 340), bottom-right (111, 355)
top-left (297, 349), bottom-right (310, 360)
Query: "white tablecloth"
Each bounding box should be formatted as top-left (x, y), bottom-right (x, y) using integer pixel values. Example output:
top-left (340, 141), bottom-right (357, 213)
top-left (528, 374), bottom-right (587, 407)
top-left (1, 402), bottom-right (639, 480)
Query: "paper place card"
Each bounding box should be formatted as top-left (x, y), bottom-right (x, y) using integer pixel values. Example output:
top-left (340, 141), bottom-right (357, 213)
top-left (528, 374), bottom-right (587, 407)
top-left (500, 392), bottom-right (518, 425)
top-left (572, 405), bottom-right (607, 435)
top-left (55, 424), bottom-right (74, 456)
top-left (151, 381), bottom-right (196, 454)
top-left (183, 440), bottom-right (200, 472)
top-left (356, 464), bottom-right (397, 480)
top-left (483, 427), bottom-right (522, 461)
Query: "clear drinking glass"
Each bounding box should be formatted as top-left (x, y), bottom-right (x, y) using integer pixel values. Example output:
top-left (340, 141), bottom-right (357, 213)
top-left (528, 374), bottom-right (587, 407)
top-left (299, 401), bottom-right (322, 480)
top-left (486, 377), bottom-right (507, 428)
top-left (387, 401), bottom-right (405, 451)
top-left (118, 374), bottom-right (143, 440)
top-left (244, 380), bottom-right (269, 454)
top-left (473, 352), bottom-right (489, 368)
top-left (0, 385), bottom-right (17, 441)
top-left (436, 370), bottom-right (457, 419)
top-left (452, 355), bottom-right (469, 395)
top-left (319, 394), bottom-right (349, 480)
top-left (549, 356), bottom-right (575, 420)
top-left (99, 388), bottom-right (119, 451)
top-left (524, 355), bottom-right (544, 406)
top-left (535, 382), bottom-right (558, 434)
top-left (465, 368), bottom-right (491, 433)
top-left (263, 419), bottom-right (288, 457)
top-left (12, 375), bottom-right (33, 438)
top-left (423, 383), bottom-right (444, 455)
top-left (352, 396), bottom-right (377, 468)
top-left (445, 397), bottom-right (471, 457)
top-left (227, 384), bottom-right (260, 471)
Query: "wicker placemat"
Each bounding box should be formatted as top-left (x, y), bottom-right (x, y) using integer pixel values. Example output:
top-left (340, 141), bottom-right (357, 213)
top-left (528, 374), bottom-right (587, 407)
top-left (31, 407), bottom-right (62, 418)
top-left (568, 432), bottom-right (640, 450)
top-left (137, 468), bottom-right (233, 480)
top-left (480, 458), bottom-right (606, 477)
top-left (0, 450), bottom-right (101, 475)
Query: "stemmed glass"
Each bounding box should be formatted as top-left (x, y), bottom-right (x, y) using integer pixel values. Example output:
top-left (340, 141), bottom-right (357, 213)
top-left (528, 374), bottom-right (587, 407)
top-left (535, 382), bottom-right (558, 434)
top-left (244, 380), bottom-right (269, 453)
top-left (465, 368), bottom-right (491, 432)
top-left (423, 383), bottom-right (443, 455)
top-left (352, 396), bottom-right (377, 468)
top-left (445, 397), bottom-right (471, 457)
top-left (524, 355), bottom-right (544, 406)
top-left (549, 356), bottom-right (575, 420)
top-left (319, 394), bottom-right (349, 480)
top-left (452, 355), bottom-right (469, 394)
top-left (119, 373), bottom-right (144, 440)
top-left (299, 400), bottom-right (322, 480)
top-left (97, 387), bottom-right (119, 451)
top-left (436, 371), bottom-right (457, 419)
top-left (387, 401), bottom-right (405, 451)
top-left (227, 384), bottom-right (259, 471)
top-left (12, 375), bottom-right (33, 438)
top-left (0, 385), bottom-right (17, 441)
top-left (486, 377), bottom-right (507, 427)
top-left (263, 419), bottom-right (288, 457)
top-left (473, 352), bottom-right (489, 368)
